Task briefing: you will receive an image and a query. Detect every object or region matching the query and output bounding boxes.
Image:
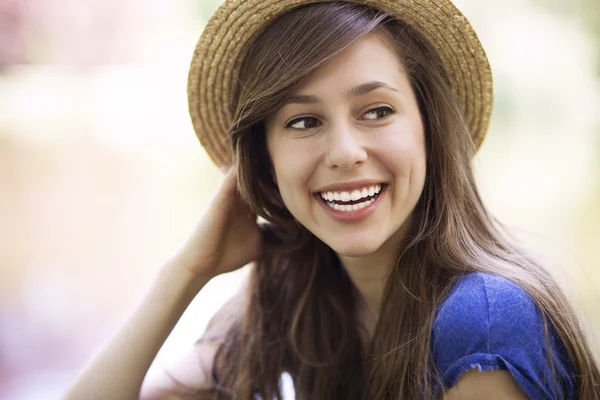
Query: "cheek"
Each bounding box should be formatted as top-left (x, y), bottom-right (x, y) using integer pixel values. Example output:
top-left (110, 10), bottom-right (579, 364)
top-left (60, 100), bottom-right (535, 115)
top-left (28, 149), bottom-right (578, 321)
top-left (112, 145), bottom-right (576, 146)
top-left (375, 123), bottom-right (427, 174)
top-left (267, 140), bottom-right (316, 205)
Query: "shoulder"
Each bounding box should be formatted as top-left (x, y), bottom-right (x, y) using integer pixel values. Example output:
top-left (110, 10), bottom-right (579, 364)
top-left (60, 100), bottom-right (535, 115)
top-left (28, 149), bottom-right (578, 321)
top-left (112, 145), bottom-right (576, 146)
top-left (433, 272), bottom-right (539, 343)
top-left (432, 272), bottom-right (576, 400)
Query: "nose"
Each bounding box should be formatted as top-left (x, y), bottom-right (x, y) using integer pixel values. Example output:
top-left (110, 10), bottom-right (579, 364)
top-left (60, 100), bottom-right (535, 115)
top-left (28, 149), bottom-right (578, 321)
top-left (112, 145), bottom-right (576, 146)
top-left (324, 122), bottom-right (368, 170)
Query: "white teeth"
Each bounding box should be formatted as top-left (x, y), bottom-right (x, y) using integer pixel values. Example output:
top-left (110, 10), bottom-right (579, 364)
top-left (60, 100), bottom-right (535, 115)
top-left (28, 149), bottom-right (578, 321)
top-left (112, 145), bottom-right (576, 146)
top-left (326, 198), bottom-right (375, 212)
top-left (320, 184), bottom-right (383, 203)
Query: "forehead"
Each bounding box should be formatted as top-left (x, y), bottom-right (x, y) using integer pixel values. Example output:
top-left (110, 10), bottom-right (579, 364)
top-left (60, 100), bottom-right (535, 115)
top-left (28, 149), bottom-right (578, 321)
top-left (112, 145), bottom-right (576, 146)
top-left (292, 32), bottom-right (407, 94)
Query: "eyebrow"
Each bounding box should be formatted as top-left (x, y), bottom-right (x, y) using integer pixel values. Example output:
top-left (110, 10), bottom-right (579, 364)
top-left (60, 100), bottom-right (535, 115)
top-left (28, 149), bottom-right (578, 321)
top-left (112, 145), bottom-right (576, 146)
top-left (280, 81), bottom-right (400, 107)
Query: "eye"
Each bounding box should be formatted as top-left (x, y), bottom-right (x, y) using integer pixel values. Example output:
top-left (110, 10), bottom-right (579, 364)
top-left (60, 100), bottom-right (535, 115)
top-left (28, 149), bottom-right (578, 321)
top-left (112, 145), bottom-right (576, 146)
top-left (284, 106), bottom-right (395, 130)
top-left (285, 117), bottom-right (321, 130)
top-left (361, 106), bottom-right (395, 121)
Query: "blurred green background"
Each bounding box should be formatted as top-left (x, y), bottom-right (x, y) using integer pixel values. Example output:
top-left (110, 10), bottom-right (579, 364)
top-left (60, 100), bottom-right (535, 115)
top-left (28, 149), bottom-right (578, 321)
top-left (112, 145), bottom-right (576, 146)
top-left (0, 0), bottom-right (598, 398)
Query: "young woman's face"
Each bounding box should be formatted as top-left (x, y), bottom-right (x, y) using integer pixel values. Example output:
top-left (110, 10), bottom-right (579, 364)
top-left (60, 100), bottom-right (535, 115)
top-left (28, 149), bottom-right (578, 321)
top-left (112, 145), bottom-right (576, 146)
top-left (265, 33), bottom-right (426, 257)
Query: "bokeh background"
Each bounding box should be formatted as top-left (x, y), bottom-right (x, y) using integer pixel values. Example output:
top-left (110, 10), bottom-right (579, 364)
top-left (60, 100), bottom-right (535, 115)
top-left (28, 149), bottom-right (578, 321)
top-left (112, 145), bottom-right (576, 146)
top-left (1, 0), bottom-right (599, 398)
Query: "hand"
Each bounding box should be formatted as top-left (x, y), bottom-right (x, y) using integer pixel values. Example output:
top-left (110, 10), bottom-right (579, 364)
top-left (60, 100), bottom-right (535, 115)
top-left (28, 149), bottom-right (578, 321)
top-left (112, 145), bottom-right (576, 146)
top-left (167, 167), bottom-right (263, 280)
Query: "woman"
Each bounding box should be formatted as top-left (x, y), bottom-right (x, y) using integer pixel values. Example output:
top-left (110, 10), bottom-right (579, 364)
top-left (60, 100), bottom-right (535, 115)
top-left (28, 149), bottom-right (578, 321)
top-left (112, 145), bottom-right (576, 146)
top-left (65, 0), bottom-right (600, 399)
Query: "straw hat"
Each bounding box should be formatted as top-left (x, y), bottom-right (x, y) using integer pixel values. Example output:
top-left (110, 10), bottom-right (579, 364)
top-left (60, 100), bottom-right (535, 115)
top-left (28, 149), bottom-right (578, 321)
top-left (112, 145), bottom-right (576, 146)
top-left (187, 0), bottom-right (493, 168)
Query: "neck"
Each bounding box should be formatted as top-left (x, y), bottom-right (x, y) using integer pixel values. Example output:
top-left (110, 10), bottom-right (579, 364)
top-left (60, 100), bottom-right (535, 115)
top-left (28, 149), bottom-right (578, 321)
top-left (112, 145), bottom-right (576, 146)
top-left (339, 251), bottom-right (393, 318)
top-left (337, 235), bottom-right (403, 342)
top-left (336, 220), bottom-right (412, 337)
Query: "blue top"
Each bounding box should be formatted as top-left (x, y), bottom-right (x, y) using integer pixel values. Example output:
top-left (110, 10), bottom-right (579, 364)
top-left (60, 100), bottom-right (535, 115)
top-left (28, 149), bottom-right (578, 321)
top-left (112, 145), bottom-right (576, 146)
top-left (431, 272), bottom-right (577, 399)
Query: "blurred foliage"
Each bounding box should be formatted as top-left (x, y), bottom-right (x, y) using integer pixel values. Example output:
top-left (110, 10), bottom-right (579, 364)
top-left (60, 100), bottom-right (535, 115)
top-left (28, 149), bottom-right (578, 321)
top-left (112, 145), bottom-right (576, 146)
top-left (533, 0), bottom-right (600, 76)
top-left (580, 0), bottom-right (600, 76)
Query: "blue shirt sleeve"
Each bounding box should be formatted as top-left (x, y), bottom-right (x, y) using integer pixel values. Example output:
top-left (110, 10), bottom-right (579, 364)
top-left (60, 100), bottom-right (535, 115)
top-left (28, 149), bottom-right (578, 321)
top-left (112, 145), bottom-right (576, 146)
top-left (431, 272), bottom-right (577, 399)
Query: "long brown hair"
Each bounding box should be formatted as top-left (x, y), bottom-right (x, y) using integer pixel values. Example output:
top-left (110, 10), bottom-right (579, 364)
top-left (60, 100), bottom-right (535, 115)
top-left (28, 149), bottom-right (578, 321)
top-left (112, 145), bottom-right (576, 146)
top-left (199, 2), bottom-right (600, 399)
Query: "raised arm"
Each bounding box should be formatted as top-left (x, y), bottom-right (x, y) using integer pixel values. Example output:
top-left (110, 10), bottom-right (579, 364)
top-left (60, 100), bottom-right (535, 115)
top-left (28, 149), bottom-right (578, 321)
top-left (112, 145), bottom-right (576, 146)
top-left (63, 168), bottom-right (263, 400)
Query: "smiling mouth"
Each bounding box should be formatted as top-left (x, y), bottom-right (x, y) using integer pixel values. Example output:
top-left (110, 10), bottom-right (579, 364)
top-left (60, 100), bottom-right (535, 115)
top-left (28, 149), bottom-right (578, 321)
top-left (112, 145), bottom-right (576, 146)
top-left (317, 184), bottom-right (387, 212)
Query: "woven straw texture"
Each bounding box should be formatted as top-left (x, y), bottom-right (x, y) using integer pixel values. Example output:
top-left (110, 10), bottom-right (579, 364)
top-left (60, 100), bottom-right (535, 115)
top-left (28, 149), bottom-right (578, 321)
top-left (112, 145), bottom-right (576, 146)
top-left (187, 0), bottom-right (493, 168)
